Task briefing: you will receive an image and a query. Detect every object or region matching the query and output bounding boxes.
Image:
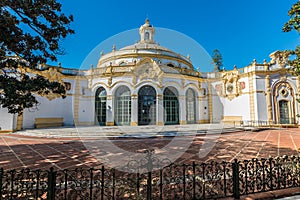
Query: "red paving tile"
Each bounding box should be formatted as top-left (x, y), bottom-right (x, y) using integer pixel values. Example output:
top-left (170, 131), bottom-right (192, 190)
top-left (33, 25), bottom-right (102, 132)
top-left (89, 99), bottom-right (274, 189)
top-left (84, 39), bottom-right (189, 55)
top-left (0, 128), bottom-right (300, 171)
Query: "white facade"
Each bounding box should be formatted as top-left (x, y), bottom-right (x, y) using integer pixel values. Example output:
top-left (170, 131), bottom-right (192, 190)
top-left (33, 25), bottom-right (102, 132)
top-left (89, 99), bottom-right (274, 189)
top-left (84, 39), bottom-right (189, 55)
top-left (0, 20), bottom-right (299, 132)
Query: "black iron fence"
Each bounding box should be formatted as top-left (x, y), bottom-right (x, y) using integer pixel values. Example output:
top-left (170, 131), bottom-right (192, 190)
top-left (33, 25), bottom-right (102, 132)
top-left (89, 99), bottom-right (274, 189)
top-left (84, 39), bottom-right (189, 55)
top-left (1, 154), bottom-right (300, 199)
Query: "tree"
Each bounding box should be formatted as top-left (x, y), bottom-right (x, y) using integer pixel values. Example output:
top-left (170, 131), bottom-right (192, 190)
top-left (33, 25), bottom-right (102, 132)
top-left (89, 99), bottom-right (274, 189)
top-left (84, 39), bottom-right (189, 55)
top-left (283, 1), bottom-right (300, 74)
top-left (0, 0), bottom-right (74, 114)
top-left (211, 49), bottom-right (223, 72)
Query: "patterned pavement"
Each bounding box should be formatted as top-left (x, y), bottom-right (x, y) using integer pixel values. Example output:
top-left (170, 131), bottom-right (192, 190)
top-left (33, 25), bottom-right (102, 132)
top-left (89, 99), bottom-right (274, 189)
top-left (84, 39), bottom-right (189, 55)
top-left (0, 128), bottom-right (300, 171)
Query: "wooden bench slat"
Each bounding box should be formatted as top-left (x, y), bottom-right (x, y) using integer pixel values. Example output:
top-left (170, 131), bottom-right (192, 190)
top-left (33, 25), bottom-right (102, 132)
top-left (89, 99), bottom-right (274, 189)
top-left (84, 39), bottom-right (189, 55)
top-left (34, 118), bottom-right (64, 128)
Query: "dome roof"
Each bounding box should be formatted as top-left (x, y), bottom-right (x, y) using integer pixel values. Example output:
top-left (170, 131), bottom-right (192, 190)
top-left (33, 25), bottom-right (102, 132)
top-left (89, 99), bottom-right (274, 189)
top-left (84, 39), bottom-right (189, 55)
top-left (97, 19), bottom-right (193, 70)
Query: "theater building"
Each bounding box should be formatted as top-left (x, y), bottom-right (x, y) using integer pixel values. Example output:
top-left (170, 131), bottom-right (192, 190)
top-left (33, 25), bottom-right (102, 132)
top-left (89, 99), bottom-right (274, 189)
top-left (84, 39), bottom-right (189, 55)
top-left (0, 19), bottom-right (299, 132)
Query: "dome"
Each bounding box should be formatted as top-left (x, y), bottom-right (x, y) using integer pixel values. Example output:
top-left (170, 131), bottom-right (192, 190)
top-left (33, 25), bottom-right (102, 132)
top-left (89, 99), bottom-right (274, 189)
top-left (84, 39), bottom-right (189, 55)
top-left (96, 19), bottom-right (193, 70)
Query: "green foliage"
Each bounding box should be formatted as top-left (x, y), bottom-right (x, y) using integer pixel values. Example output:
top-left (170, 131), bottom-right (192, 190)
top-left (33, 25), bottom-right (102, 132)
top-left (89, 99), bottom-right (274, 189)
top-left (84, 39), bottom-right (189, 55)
top-left (0, 0), bottom-right (74, 114)
top-left (283, 1), bottom-right (300, 33)
top-left (283, 1), bottom-right (300, 74)
top-left (211, 49), bottom-right (223, 72)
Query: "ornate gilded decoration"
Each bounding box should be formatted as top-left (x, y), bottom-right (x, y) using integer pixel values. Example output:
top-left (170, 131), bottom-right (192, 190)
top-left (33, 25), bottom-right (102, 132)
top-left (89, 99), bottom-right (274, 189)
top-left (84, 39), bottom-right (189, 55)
top-left (214, 69), bottom-right (243, 100)
top-left (200, 88), bottom-right (206, 96)
top-left (138, 63), bottom-right (157, 80)
top-left (133, 58), bottom-right (162, 84)
top-left (40, 67), bottom-right (64, 84)
top-left (198, 80), bottom-right (201, 88)
top-left (273, 81), bottom-right (296, 124)
top-left (226, 83), bottom-right (234, 93)
top-left (108, 77), bottom-right (112, 87)
top-left (29, 66), bottom-right (66, 101)
top-left (274, 82), bottom-right (293, 98)
top-left (239, 82), bottom-right (246, 90)
top-left (215, 83), bottom-right (223, 96)
top-left (269, 51), bottom-right (290, 68)
top-left (44, 93), bottom-right (62, 101)
top-left (158, 74), bottom-right (163, 88)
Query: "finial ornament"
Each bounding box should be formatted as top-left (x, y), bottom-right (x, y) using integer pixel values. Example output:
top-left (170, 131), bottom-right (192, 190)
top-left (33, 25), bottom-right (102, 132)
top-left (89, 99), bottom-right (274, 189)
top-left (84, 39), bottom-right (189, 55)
top-left (263, 59), bottom-right (267, 65)
top-left (187, 54), bottom-right (191, 60)
top-left (139, 19), bottom-right (155, 43)
top-left (145, 18), bottom-right (150, 24)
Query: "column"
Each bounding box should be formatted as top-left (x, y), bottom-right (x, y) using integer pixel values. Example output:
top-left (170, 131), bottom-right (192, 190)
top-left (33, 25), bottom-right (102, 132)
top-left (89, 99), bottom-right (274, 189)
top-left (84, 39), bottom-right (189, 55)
top-left (131, 94), bottom-right (138, 126)
top-left (208, 81), bottom-right (213, 123)
top-left (179, 95), bottom-right (186, 125)
top-left (248, 73), bottom-right (255, 121)
top-left (265, 75), bottom-right (272, 124)
top-left (73, 79), bottom-right (80, 126)
top-left (156, 94), bottom-right (164, 126)
top-left (16, 113), bottom-right (23, 131)
top-left (106, 95), bottom-right (114, 126)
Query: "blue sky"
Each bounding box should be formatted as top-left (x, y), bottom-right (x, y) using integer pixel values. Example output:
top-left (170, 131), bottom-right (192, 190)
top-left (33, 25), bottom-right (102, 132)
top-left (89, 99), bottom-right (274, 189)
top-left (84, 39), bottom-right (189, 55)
top-left (54, 0), bottom-right (299, 72)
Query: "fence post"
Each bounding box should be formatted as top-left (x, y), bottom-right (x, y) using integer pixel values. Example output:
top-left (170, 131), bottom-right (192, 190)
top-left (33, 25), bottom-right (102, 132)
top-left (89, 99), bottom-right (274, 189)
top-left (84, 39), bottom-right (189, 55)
top-left (89, 168), bottom-right (93, 200)
top-left (147, 171), bottom-right (152, 200)
top-left (101, 166), bottom-right (104, 200)
top-left (193, 162), bottom-right (196, 200)
top-left (47, 167), bottom-right (56, 200)
top-left (232, 159), bottom-right (240, 199)
top-left (0, 168), bottom-right (3, 200)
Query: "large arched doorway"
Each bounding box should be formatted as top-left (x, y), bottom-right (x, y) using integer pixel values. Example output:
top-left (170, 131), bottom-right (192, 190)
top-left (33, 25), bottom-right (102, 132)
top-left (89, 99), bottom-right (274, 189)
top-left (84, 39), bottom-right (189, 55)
top-left (95, 87), bottom-right (107, 126)
top-left (163, 87), bottom-right (179, 125)
top-left (114, 86), bottom-right (131, 126)
top-left (138, 85), bottom-right (156, 125)
top-left (186, 88), bottom-right (196, 124)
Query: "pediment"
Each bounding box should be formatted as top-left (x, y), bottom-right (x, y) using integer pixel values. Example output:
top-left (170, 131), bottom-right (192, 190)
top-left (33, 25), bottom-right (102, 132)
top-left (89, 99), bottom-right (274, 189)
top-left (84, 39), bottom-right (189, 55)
top-left (134, 58), bottom-right (162, 81)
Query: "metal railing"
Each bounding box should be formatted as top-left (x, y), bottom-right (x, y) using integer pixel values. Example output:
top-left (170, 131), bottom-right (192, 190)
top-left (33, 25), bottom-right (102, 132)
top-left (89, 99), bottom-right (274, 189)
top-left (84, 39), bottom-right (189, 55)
top-left (223, 119), bottom-right (297, 129)
top-left (0, 152), bottom-right (300, 199)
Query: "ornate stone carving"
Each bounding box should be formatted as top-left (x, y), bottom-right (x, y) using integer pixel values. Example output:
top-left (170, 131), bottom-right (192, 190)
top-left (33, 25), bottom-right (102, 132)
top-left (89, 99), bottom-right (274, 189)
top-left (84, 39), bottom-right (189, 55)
top-left (36, 67), bottom-right (65, 100)
top-left (198, 80), bottom-right (202, 89)
top-left (108, 77), bottom-right (112, 87)
top-left (40, 67), bottom-right (64, 84)
top-left (137, 63), bottom-right (156, 80)
top-left (44, 93), bottom-right (61, 101)
top-left (269, 51), bottom-right (290, 68)
top-left (134, 58), bottom-right (162, 83)
top-left (239, 82), bottom-right (246, 90)
top-left (214, 70), bottom-right (242, 100)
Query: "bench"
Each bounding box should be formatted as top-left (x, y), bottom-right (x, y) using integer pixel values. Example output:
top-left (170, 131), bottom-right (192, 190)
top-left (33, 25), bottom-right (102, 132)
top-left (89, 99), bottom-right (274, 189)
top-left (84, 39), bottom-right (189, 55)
top-left (34, 118), bottom-right (64, 128)
top-left (222, 116), bottom-right (243, 125)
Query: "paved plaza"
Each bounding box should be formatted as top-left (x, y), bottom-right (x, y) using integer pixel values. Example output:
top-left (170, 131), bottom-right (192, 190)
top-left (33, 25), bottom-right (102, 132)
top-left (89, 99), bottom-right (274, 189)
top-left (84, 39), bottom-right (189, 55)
top-left (0, 125), bottom-right (299, 171)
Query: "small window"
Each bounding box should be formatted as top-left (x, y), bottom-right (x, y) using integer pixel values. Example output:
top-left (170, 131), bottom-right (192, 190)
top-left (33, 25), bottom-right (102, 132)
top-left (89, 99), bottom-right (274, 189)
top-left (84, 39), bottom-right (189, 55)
top-left (64, 82), bottom-right (71, 91)
top-left (145, 32), bottom-right (150, 41)
top-left (119, 61), bottom-right (127, 66)
top-left (167, 63), bottom-right (175, 68)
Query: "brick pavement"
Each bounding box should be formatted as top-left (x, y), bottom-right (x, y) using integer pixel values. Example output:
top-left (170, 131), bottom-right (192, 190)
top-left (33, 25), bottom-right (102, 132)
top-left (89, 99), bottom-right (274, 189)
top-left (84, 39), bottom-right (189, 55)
top-left (0, 128), bottom-right (300, 171)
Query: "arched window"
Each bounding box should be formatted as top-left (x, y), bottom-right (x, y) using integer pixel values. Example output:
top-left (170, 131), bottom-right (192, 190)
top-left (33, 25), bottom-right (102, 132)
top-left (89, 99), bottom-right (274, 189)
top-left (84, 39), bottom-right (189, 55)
top-left (95, 87), bottom-right (107, 126)
top-left (114, 86), bottom-right (131, 126)
top-left (119, 61), bottom-right (127, 66)
top-left (186, 88), bottom-right (196, 124)
top-left (138, 85), bottom-right (156, 125)
top-left (163, 87), bottom-right (179, 125)
top-left (145, 32), bottom-right (150, 41)
top-left (167, 63), bottom-right (175, 68)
